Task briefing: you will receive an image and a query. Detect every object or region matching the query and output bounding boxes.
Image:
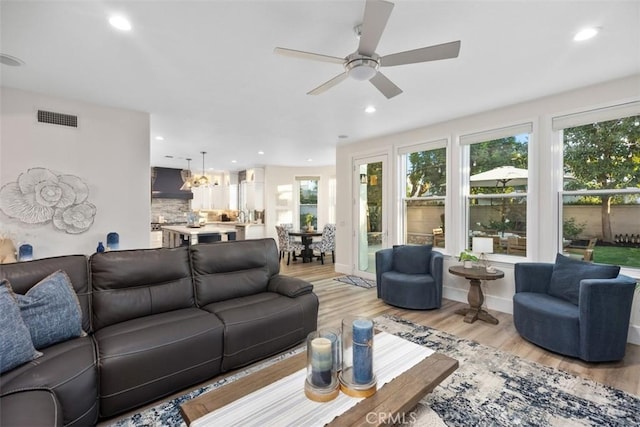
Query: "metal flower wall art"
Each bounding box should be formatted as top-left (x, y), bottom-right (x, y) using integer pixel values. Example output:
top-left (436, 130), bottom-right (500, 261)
top-left (0, 167), bottom-right (97, 234)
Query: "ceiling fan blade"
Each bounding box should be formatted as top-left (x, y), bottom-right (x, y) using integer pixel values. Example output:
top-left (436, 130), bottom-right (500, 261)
top-left (307, 72), bottom-right (349, 95)
top-left (274, 47), bottom-right (344, 64)
top-left (358, 0), bottom-right (394, 57)
top-left (369, 72), bottom-right (403, 99)
top-left (381, 40), bottom-right (461, 67)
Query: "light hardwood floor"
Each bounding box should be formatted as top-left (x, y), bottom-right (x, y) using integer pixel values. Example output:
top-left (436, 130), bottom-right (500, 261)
top-left (281, 260), bottom-right (640, 397)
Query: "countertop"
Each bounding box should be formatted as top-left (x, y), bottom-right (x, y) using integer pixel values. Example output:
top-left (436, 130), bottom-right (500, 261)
top-left (203, 221), bottom-right (264, 227)
top-left (162, 223), bottom-right (264, 234)
top-left (161, 224), bottom-right (235, 235)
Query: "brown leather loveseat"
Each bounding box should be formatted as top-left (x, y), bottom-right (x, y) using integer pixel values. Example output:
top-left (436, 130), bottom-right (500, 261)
top-left (0, 238), bottom-right (318, 426)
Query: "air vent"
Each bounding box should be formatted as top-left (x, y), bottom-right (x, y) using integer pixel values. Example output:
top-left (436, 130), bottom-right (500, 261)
top-left (37, 110), bottom-right (78, 128)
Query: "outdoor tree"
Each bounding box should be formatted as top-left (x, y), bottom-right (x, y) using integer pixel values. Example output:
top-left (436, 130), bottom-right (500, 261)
top-left (469, 136), bottom-right (528, 179)
top-left (563, 115), bottom-right (640, 242)
top-left (366, 162), bottom-right (382, 232)
top-left (405, 138), bottom-right (528, 198)
top-left (406, 147), bottom-right (446, 197)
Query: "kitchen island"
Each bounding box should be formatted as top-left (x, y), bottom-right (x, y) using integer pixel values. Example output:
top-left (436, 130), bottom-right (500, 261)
top-left (162, 223), bottom-right (265, 248)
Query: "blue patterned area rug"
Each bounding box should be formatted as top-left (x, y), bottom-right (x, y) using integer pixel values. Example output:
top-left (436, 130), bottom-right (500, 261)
top-left (334, 275), bottom-right (376, 289)
top-left (107, 315), bottom-right (640, 426)
top-left (375, 315), bottom-right (640, 427)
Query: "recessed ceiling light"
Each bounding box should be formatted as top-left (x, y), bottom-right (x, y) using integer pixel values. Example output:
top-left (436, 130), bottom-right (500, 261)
top-left (338, 135), bottom-right (349, 139)
top-left (0, 53), bottom-right (25, 67)
top-left (155, 136), bottom-right (164, 141)
top-left (258, 150), bottom-right (264, 155)
top-left (307, 158), bottom-right (313, 162)
top-left (231, 160), bottom-right (237, 164)
top-left (574, 27), bottom-right (599, 41)
top-left (365, 106), bottom-right (376, 114)
top-left (164, 155), bottom-right (174, 159)
top-left (109, 15), bottom-right (132, 31)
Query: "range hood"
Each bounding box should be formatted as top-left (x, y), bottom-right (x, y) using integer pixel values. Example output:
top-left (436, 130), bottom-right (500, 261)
top-left (151, 167), bottom-right (193, 200)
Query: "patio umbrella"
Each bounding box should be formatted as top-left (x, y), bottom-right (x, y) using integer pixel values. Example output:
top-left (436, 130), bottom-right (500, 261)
top-left (470, 166), bottom-right (528, 188)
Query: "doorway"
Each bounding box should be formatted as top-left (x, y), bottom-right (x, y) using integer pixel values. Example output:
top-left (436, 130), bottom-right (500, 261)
top-left (353, 154), bottom-right (388, 279)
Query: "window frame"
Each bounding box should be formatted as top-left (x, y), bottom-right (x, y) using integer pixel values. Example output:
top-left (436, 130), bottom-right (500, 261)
top-left (555, 103), bottom-right (640, 270)
top-left (398, 139), bottom-right (448, 248)
top-left (296, 177), bottom-right (319, 230)
top-left (461, 122), bottom-right (534, 261)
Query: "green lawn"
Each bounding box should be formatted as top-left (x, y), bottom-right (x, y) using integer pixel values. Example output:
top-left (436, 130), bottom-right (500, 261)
top-left (593, 246), bottom-right (640, 268)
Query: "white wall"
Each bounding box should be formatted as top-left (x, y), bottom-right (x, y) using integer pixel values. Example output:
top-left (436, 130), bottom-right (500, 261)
top-left (0, 87), bottom-right (150, 258)
top-left (336, 74), bottom-right (640, 343)
top-left (264, 165), bottom-right (336, 243)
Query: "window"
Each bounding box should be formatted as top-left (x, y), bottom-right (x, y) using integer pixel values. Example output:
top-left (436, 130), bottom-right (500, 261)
top-left (400, 141), bottom-right (447, 247)
top-left (462, 123), bottom-right (532, 257)
top-left (556, 105), bottom-right (640, 268)
top-left (275, 184), bottom-right (293, 225)
top-left (297, 177), bottom-right (318, 229)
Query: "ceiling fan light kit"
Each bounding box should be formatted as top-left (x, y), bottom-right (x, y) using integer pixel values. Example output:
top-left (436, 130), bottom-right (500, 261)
top-left (345, 55), bottom-right (380, 81)
top-left (274, 0), bottom-right (461, 99)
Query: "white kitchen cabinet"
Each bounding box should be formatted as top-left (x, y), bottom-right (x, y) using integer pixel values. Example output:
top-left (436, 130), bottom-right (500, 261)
top-left (241, 168), bottom-right (264, 212)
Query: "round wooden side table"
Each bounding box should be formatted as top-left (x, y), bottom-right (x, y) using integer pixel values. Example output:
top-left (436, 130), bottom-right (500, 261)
top-left (448, 265), bottom-right (504, 325)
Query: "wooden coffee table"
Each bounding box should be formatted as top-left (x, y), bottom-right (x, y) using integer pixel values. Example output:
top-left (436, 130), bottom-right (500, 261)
top-left (180, 335), bottom-right (458, 426)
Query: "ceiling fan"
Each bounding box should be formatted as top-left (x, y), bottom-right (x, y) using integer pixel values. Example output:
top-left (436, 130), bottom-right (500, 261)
top-left (274, 0), bottom-right (461, 99)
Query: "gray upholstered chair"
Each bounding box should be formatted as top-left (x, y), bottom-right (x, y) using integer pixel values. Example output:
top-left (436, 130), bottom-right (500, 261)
top-left (513, 254), bottom-right (637, 362)
top-left (375, 245), bottom-right (443, 310)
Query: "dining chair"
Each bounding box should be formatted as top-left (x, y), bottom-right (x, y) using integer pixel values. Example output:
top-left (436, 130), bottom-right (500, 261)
top-left (275, 225), bottom-right (304, 265)
top-left (309, 224), bottom-right (336, 264)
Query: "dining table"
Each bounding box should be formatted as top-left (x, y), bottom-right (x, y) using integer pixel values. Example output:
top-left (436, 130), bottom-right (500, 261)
top-left (288, 230), bottom-right (322, 263)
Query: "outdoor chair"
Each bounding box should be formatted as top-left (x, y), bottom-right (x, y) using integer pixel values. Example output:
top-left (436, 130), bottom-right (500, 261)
top-left (507, 236), bottom-right (526, 255)
top-left (309, 223), bottom-right (336, 264)
top-left (492, 235), bottom-right (504, 254)
top-left (565, 237), bottom-right (597, 261)
top-left (375, 244), bottom-right (443, 310)
top-left (513, 253), bottom-right (636, 362)
top-left (432, 228), bottom-right (445, 248)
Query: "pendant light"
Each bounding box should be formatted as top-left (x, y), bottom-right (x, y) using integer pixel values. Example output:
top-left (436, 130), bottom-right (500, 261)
top-left (191, 151), bottom-right (210, 188)
top-left (180, 158), bottom-right (192, 191)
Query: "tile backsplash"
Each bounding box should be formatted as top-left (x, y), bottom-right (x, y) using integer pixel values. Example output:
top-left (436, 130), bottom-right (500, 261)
top-left (151, 199), bottom-right (191, 223)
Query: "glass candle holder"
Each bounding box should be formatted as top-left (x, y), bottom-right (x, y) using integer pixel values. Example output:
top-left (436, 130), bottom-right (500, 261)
top-left (304, 330), bottom-right (339, 402)
top-left (339, 316), bottom-right (377, 397)
top-left (318, 328), bottom-right (341, 374)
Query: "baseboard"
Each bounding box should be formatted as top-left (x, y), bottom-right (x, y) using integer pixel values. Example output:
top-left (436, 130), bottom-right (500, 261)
top-left (334, 263), bottom-right (352, 276)
top-left (627, 325), bottom-right (640, 345)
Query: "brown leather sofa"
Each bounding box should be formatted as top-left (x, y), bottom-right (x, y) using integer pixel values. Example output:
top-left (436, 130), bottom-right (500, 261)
top-left (0, 238), bottom-right (318, 426)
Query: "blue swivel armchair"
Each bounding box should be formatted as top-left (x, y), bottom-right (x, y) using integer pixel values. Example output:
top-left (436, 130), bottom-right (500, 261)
top-left (513, 254), bottom-right (637, 362)
top-left (375, 245), bottom-right (443, 310)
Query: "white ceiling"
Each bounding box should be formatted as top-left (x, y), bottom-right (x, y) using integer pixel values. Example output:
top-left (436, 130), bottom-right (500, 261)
top-left (1, 1), bottom-right (638, 172)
